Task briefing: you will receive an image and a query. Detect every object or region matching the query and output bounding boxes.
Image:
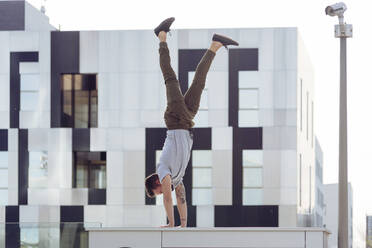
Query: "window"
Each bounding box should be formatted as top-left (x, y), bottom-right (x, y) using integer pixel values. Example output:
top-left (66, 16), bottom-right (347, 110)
top-left (192, 150), bottom-right (212, 205)
top-left (28, 151), bottom-right (48, 188)
top-left (238, 86), bottom-right (259, 127)
top-left (62, 74), bottom-right (98, 128)
top-left (155, 150), bottom-right (177, 205)
top-left (0, 152), bottom-right (8, 205)
top-left (20, 74), bottom-right (39, 111)
top-left (306, 91), bottom-right (309, 140)
top-left (242, 150), bottom-right (263, 205)
top-left (189, 71), bottom-right (208, 127)
top-left (73, 152), bottom-right (106, 188)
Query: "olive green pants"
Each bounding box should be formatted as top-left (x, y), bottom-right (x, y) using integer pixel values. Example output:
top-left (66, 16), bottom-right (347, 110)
top-left (159, 42), bottom-right (215, 130)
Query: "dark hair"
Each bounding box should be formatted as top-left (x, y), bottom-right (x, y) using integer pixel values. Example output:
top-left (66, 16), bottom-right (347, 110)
top-left (145, 173), bottom-right (160, 198)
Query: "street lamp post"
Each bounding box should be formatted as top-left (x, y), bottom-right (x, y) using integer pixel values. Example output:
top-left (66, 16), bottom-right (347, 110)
top-left (325, 3), bottom-right (353, 248)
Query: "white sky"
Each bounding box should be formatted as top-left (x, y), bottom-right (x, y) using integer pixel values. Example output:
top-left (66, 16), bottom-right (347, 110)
top-left (26, 0), bottom-right (372, 243)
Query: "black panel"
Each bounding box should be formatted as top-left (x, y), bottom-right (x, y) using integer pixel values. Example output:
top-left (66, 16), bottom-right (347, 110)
top-left (228, 48), bottom-right (259, 127)
top-left (51, 31), bottom-right (80, 127)
top-left (173, 205), bottom-right (196, 227)
top-left (72, 128), bottom-right (90, 151)
top-left (5, 206), bottom-right (20, 248)
top-left (18, 129), bottom-right (28, 205)
top-left (0, 129), bottom-right (8, 151)
top-left (178, 49), bottom-right (207, 94)
top-left (0, 1), bottom-right (25, 31)
top-left (215, 205), bottom-right (278, 227)
top-left (232, 127), bottom-right (262, 206)
top-left (10, 52), bottom-right (39, 128)
top-left (145, 128), bottom-right (167, 205)
top-left (88, 189), bottom-right (106, 205)
top-left (60, 206), bottom-right (84, 222)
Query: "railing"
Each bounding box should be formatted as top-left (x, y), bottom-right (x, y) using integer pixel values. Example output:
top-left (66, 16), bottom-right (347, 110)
top-left (0, 222), bottom-right (101, 248)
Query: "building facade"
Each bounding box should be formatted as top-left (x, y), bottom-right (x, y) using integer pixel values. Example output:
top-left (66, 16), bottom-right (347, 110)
top-left (0, 1), bottom-right (319, 246)
top-left (313, 137), bottom-right (325, 227)
top-left (367, 216), bottom-right (372, 248)
top-left (324, 183), bottom-right (353, 248)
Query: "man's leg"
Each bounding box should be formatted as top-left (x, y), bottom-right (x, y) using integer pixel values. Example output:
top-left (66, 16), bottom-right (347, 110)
top-left (158, 31), bottom-right (185, 111)
top-left (184, 41), bottom-right (222, 117)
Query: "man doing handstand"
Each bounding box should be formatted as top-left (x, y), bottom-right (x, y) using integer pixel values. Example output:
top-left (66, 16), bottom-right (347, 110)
top-left (145, 17), bottom-right (239, 228)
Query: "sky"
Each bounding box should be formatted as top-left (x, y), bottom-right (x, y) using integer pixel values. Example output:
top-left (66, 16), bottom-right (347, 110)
top-left (26, 0), bottom-right (372, 244)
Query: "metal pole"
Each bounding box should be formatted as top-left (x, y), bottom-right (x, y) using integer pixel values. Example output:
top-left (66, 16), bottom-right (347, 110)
top-left (338, 36), bottom-right (348, 248)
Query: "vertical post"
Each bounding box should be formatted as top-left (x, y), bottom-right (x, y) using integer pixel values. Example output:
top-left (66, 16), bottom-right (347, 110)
top-left (338, 36), bottom-right (348, 248)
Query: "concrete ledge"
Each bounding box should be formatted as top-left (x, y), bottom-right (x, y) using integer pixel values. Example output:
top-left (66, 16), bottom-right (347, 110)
top-left (87, 227), bottom-right (330, 248)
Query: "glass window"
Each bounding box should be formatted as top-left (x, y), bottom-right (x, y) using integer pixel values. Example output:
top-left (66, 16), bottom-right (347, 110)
top-left (242, 150), bottom-right (263, 167)
top-left (62, 74), bottom-right (98, 128)
top-left (192, 150), bottom-right (212, 167)
top-left (20, 92), bottom-right (39, 111)
top-left (28, 151), bottom-right (48, 188)
top-left (0, 152), bottom-right (8, 168)
top-left (192, 188), bottom-right (212, 205)
top-left (239, 109), bottom-right (259, 127)
top-left (0, 169), bottom-right (8, 188)
top-left (73, 152), bottom-right (106, 189)
top-left (239, 89), bottom-right (258, 109)
top-left (21, 227), bottom-right (39, 247)
top-left (193, 168), bottom-right (212, 188)
top-left (243, 188), bottom-right (263, 205)
top-left (243, 168), bottom-right (262, 187)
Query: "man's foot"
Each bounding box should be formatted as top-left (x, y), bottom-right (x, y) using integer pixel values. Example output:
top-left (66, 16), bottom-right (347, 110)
top-left (154, 17), bottom-right (175, 37)
top-left (212, 34), bottom-right (239, 49)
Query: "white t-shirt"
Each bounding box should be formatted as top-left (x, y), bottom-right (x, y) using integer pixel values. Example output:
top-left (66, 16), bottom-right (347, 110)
top-left (156, 129), bottom-right (193, 189)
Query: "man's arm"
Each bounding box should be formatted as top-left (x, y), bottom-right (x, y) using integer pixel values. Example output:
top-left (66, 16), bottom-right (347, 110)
top-left (175, 181), bottom-right (187, 227)
top-left (161, 175), bottom-right (174, 227)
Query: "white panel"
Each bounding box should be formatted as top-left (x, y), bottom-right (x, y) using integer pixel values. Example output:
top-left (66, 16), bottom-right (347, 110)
top-left (243, 150), bottom-right (263, 167)
top-left (273, 28), bottom-right (297, 71)
top-left (0, 32), bottom-right (10, 74)
top-left (7, 188), bottom-right (17, 205)
top-left (120, 110), bottom-right (141, 128)
top-left (59, 188), bottom-right (88, 205)
top-left (208, 109), bottom-right (228, 127)
top-left (27, 188), bottom-right (59, 205)
top-left (192, 150), bottom-right (212, 167)
top-left (196, 206), bottom-right (214, 227)
top-left (208, 72), bottom-right (228, 109)
top-left (20, 74), bottom-right (39, 91)
top-left (212, 151), bottom-right (232, 188)
top-left (259, 28), bottom-right (275, 71)
top-left (0, 112), bottom-right (9, 129)
top-left (20, 93), bottom-right (39, 111)
top-left (38, 31), bottom-right (51, 73)
top-left (19, 205), bottom-right (39, 222)
top-left (7, 152), bottom-right (18, 190)
top-left (193, 168), bottom-right (212, 187)
top-left (8, 129), bottom-right (18, 152)
top-left (192, 188), bottom-right (212, 205)
top-left (80, 31), bottom-right (99, 73)
top-left (122, 128), bottom-right (145, 151)
top-left (106, 151), bottom-right (124, 188)
top-left (90, 128), bottom-right (106, 151)
top-left (123, 151), bottom-right (145, 188)
top-left (140, 110), bottom-right (164, 127)
top-left (105, 205), bottom-right (124, 227)
top-left (28, 128), bottom-right (48, 151)
top-left (238, 28), bottom-right (261, 47)
top-left (0, 74), bottom-right (10, 111)
top-left (47, 128), bottom-right (72, 152)
top-left (0, 190), bottom-right (8, 205)
top-left (84, 205), bottom-right (106, 227)
top-left (306, 232), bottom-right (324, 248)
top-left (141, 73), bottom-right (161, 110)
top-left (98, 31), bottom-right (121, 73)
top-left (212, 127), bottom-right (232, 150)
top-left (121, 73), bottom-right (141, 110)
top-left (38, 73), bottom-right (51, 112)
top-left (243, 188), bottom-right (263, 205)
top-left (243, 168), bottom-right (262, 187)
top-left (279, 205), bottom-right (297, 227)
top-left (105, 129), bottom-right (123, 151)
top-left (239, 89), bottom-right (259, 109)
top-left (38, 206), bottom-right (60, 223)
top-left (123, 188), bottom-right (145, 205)
top-left (19, 62), bottom-right (40, 74)
top-left (188, 29), bottom-right (209, 48)
top-left (0, 152), bottom-right (8, 168)
top-left (106, 188), bottom-right (125, 205)
top-left (214, 188), bottom-right (232, 205)
top-left (10, 32), bottom-right (39, 51)
top-left (239, 109), bottom-right (259, 127)
top-left (193, 110), bottom-right (208, 127)
top-left (262, 188), bottom-right (280, 205)
top-left (280, 188), bottom-right (297, 205)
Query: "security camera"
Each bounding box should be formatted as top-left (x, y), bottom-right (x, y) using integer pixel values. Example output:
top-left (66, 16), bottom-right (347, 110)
top-left (325, 2), bottom-right (347, 17)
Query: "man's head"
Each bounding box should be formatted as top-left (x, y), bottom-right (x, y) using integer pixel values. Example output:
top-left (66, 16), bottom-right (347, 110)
top-left (145, 173), bottom-right (162, 198)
